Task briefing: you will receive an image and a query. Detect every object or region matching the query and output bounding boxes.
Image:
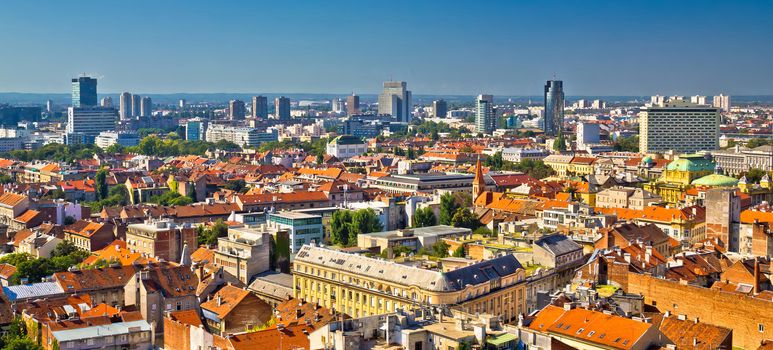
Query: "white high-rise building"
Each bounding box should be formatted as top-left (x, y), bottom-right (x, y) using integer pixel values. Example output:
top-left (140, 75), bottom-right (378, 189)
top-left (650, 95), bottom-right (666, 106)
top-left (179, 99), bottom-right (186, 109)
top-left (639, 99), bottom-right (720, 154)
top-left (140, 97), bottom-right (152, 117)
top-left (475, 94), bottom-right (495, 134)
top-left (119, 92), bottom-right (132, 119)
top-left (331, 98), bottom-right (345, 113)
top-left (713, 94), bottom-right (731, 113)
top-left (100, 96), bottom-right (113, 108)
top-left (690, 95), bottom-right (708, 105)
top-left (377, 81), bottom-right (412, 123)
top-left (131, 94), bottom-right (142, 117)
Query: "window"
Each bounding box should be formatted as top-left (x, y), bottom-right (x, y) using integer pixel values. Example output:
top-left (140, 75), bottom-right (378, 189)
top-left (760, 324), bottom-right (765, 333)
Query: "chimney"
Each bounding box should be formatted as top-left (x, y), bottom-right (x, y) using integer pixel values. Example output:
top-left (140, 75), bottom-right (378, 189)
top-left (216, 295), bottom-right (222, 306)
top-left (753, 258), bottom-right (761, 295)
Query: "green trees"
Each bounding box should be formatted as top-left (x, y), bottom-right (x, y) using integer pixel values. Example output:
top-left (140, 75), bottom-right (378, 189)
top-left (87, 185), bottom-right (129, 212)
top-left (0, 318), bottom-right (42, 350)
top-left (223, 179), bottom-right (248, 193)
top-left (149, 191), bottom-right (194, 206)
top-left (484, 151), bottom-right (504, 171)
top-left (613, 136), bottom-right (639, 152)
top-left (197, 219), bottom-right (229, 246)
top-left (431, 241), bottom-right (450, 258)
top-left (553, 133), bottom-right (566, 152)
top-left (452, 245), bottom-right (465, 258)
top-left (412, 207), bottom-right (437, 228)
top-left (450, 207), bottom-right (478, 229)
top-left (746, 138), bottom-right (772, 148)
top-left (330, 209), bottom-right (383, 247)
top-left (439, 192), bottom-right (458, 225)
top-left (0, 242), bottom-right (90, 284)
top-left (503, 159), bottom-right (555, 179)
top-left (95, 168), bottom-right (108, 200)
top-left (744, 168), bottom-right (768, 183)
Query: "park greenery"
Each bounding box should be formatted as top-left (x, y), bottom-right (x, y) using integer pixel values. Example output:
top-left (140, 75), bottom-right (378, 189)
top-left (329, 208), bottom-right (383, 247)
top-left (412, 207), bottom-right (437, 228)
top-left (483, 152), bottom-right (555, 179)
top-left (0, 241), bottom-right (90, 285)
top-left (197, 219), bottom-right (230, 246)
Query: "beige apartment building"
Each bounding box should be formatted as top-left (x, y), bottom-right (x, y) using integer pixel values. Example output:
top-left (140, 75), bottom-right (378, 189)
top-left (596, 186), bottom-right (661, 210)
top-left (293, 246), bottom-right (528, 322)
top-left (213, 226), bottom-right (271, 284)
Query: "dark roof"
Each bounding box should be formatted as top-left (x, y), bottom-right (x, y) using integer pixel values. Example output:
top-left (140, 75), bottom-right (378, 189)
top-left (443, 254), bottom-right (523, 290)
top-left (535, 234), bottom-right (582, 256)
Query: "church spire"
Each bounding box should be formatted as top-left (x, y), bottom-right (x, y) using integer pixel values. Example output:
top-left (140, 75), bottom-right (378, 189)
top-left (473, 156), bottom-right (485, 198)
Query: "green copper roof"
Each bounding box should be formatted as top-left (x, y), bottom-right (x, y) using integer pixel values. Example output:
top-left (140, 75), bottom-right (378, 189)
top-left (666, 155), bottom-right (715, 172)
top-left (691, 174), bottom-right (739, 187)
top-left (642, 156), bottom-right (653, 163)
top-left (329, 135), bottom-right (365, 145)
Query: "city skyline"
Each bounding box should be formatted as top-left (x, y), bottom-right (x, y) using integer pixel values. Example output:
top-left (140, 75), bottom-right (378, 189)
top-left (1, 0), bottom-right (771, 96)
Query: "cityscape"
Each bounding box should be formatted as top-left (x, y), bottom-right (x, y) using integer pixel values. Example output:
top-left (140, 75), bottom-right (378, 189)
top-left (0, 1), bottom-right (771, 350)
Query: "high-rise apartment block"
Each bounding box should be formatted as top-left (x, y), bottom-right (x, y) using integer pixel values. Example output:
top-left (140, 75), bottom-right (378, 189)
top-left (251, 95), bottom-right (268, 118)
top-left (543, 80), bottom-right (564, 136)
top-left (691, 95), bottom-right (708, 105)
top-left (639, 99), bottom-right (720, 154)
top-left (119, 92), bottom-right (132, 119)
top-left (71, 76), bottom-right (98, 107)
top-left (331, 98), bottom-right (345, 113)
top-left (274, 96), bottom-right (290, 120)
top-left (346, 94), bottom-right (360, 116)
top-left (178, 99), bottom-right (186, 109)
top-left (378, 81), bottom-right (412, 123)
top-left (229, 99), bottom-right (246, 120)
top-left (100, 96), bottom-right (113, 108)
top-left (432, 99), bottom-right (447, 118)
top-left (713, 94), bottom-right (731, 112)
top-left (140, 96), bottom-right (152, 117)
top-left (475, 94), bottom-right (495, 134)
top-left (131, 94), bottom-right (142, 118)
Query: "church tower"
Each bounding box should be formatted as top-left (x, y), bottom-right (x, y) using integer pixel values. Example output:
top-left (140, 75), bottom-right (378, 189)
top-left (472, 157), bottom-right (485, 199)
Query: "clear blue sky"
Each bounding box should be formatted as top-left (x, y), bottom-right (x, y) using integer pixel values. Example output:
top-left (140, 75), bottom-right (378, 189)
top-left (1, 0), bottom-right (771, 96)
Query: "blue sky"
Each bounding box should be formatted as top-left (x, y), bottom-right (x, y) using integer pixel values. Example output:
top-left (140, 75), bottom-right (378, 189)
top-left (0, 0), bottom-right (771, 96)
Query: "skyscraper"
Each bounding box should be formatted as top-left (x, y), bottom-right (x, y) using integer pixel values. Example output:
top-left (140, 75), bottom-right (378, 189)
top-left (432, 99), bottom-right (447, 118)
top-left (331, 98), bottom-right (345, 113)
top-left (346, 94), bottom-right (360, 116)
top-left (228, 100), bottom-right (246, 120)
top-left (475, 94), bottom-right (495, 134)
top-left (131, 94), bottom-right (142, 117)
top-left (378, 81), bottom-right (412, 123)
top-left (251, 96), bottom-right (268, 118)
top-left (713, 94), bottom-right (731, 113)
top-left (140, 96), bottom-right (153, 117)
top-left (71, 76), bottom-right (98, 107)
top-left (179, 99), bottom-right (186, 109)
top-left (274, 96), bottom-right (290, 120)
top-left (67, 106), bottom-right (117, 141)
top-left (119, 92), bottom-right (132, 119)
top-left (639, 99), bottom-right (720, 154)
top-left (46, 100), bottom-right (53, 113)
top-left (100, 97), bottom-right (113, 108)
top-left (543, 80), bottom-right (564, 136)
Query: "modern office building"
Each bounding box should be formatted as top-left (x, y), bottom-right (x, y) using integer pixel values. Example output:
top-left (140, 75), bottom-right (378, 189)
top-left (475, 94), bottom-right (495, 134)
top-left (131, 94), bottom-right (142, 118)
top-left (185, 118), bottom-right (207, 141)
top-left (543, 80), bottom-right (564, 136)
top-left (100, 96), bottom-right (112, 108)
top-left (46, 99), bottom-right (53, 113)
top-left (267, 211), bottom-right (323, 254)
top-left (639, 99), bottom-right (720, 154)
top-left (293, 245), bottom-right (527, 320)
top-left (251, 95), bottom-right (268, 118)
top-left (205, 124), bottom-right (277, 148)
top-left (119, 92), bottom-right (132, 119)
top-left (346, 94), bottom-right (360, 116)
top-left (229, 99), bottom-right (246, 120)
top-left (71, 76), bottom-right (97, 107)
top-left (377, 81), bottom-right (412, 123)
top-left (140, 96), bottom-right (152, 117)
top-left (713, 94), bottom-right (731, 112)
top-left (576, 122), bottom-right (601, 150)
top-left (274, 96), bottom-right (291, 120)
top-left (432, 99), bottom-right (447, 118)
top-left (67, 106), bottom-right (117, 141)
top-left (94, 131), bottom-right (140, 149)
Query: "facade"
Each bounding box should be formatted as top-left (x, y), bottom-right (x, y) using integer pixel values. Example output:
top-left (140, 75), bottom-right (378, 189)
top-left (185, 118), bottom-right (207, 141)
top-left (293, 245), bottom-right (527, 321)
top-left (326, 135), bottom-right (366, 159)
top-left (267, 211), bottom-right (323, 254)
top-left (94, 131), bottom-right (140, 149)
top-left (543, 80), bottom-right (564, 136)
top-left (71, 76), bottom-right (97, 107)
top-left (140, 96), bottom-right (152, 117)
top-left (502, 147), bottom-right (550, 163)
top-left (576, 122), bottom-right (600, 150)
top-left (251, 95), bottom-right (268, 118)
top-left (639, 99), bottom-right (720, 154)
top-left (67, 106), bottom-right (117, 140)
top-left (205, 124), bottom-right (277, 148)
top-left (274, 96), bottom-right (290, 120)
top-left (596, 187), bottom-right (661, 210)
top-left (371, 173), bottom-right (475, 194)
top-left (690, 95), bottom-right (708, 105)
top-left (711, 145), bottom-right (773, 176)
top-left (346, 94), bottom-right (360, 116)
top-left (378, 81), bottom-right (412, 123)
top-left (131, 94), bottom-right (142, 117)
top-left (213, 226), bottom-right (271, 284)
top-left (228, 100), bottom-right (246, 120)
top-left (100, 96), bottom-right (112, 107)
top-left (46, 319), bottom-right (152, 350)
top-left (200, 284), bottom-right (273, 336)
top-left (119, 92), bottom-right (132, 119)
top-left (475, 94), bottom-right (495, 134)
top-left (432, 99), bottom-right (447, 118)
top-left (125, 219), bottom-right (198, 263)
